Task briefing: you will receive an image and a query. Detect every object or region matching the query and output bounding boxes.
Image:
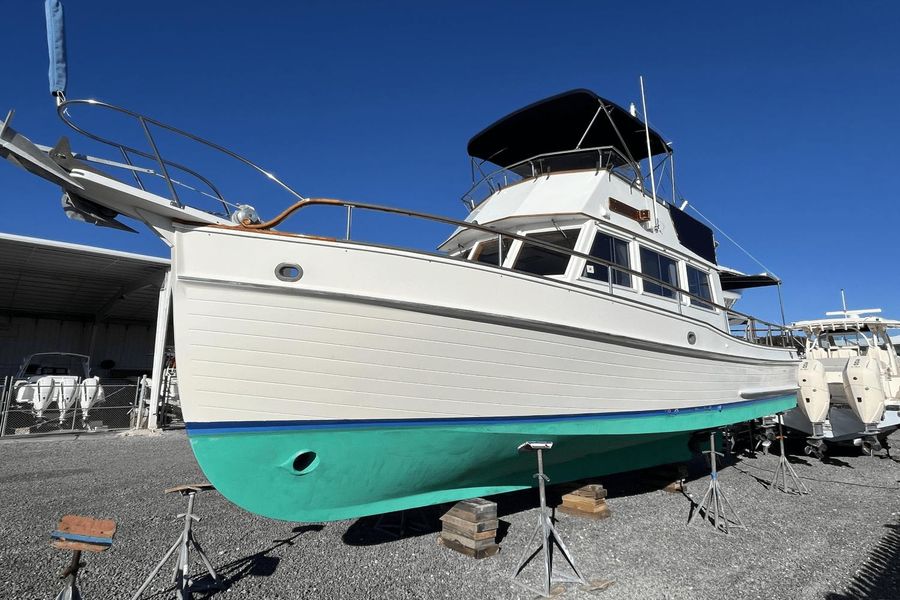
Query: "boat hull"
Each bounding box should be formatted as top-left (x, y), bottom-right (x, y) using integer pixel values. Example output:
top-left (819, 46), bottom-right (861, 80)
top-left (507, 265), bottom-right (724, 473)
top-left (187, 395), bottom-right (793, 522)
top-left (172, 226), bottom-right (798, 521)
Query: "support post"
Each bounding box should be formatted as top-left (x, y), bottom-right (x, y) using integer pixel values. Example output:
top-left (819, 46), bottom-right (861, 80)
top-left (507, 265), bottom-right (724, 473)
top-left (148, 270), bottom-right (172, 430)
top-left (510, 441), bottom-right (587, 597)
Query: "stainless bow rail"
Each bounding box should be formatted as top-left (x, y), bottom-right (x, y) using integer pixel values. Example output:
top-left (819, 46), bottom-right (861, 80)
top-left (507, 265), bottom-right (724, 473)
top-left (56, 98), bottom-right (307, 216)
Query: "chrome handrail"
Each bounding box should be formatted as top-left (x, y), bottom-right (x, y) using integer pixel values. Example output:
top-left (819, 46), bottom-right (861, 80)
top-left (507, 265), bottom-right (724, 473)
top-left (243, 197), bottom-right (795, 347)
top-left (56, 98), bottom-right (308, 215)
top-left (460, 146), bottom-right (644, 210)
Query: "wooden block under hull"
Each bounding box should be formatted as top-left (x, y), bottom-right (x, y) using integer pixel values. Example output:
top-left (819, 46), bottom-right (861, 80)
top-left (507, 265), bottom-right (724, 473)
top-left (561, 483), bottom-right (608, 500)
top-left (439, 513), bottom-right (499, 533)
top-left (443, 498), bottom-right (497, 523)
top-left (558, 503), bottom-right (611, 520)
top-left (438, 534), bottom-right (500, 559)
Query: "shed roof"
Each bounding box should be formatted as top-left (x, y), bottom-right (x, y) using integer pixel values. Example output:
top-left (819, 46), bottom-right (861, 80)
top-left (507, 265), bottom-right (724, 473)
top-left (0, 232), bottom-right (169, 324)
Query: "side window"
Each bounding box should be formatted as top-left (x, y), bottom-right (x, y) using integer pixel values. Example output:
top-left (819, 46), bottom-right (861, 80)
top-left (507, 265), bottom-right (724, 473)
top-left (639, 247), bottom-right (678, 299)
top-left (583, 231), bottom-right (631, 287)
top-left (513, 230), bottom-right (578, 276)
top-left (472, 237), bottom-right (512, 266)
top-left (686, 265), bottom-right (714, 310)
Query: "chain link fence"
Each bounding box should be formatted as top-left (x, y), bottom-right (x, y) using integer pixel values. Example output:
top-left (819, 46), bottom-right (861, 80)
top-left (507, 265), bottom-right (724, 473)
top-left (0, 376), bottom-right (151, 436)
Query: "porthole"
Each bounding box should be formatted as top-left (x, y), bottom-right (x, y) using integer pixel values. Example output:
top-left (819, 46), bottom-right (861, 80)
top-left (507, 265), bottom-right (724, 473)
top-left (687, 332), bottom-right (697, 345)
top-left (275, 263), bottom-right (303, 282)
top-left (290, 451), bottom-right (319, 475)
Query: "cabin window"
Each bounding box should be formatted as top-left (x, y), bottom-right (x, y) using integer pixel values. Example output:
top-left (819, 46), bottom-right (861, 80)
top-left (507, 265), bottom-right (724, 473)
top-left (639, 247), bottom-right (678, 299)
top-left (687, 265), bottom-right (713, 310)
top-left (582, 231), bottom-right (631, 287)
top-left (686, 265), bottom-right (714, 310)
top-left (513, 230), bottom-right (578, 276)
top-left (472, 237), bottom-right (512, 267)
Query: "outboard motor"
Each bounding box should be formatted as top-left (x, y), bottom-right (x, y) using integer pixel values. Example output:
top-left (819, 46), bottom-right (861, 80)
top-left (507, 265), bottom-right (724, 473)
top-left (798, 359), bottom-right (830, 458)
top-left (843, 357), bottom-right (887, 432)
top-left (55, 377), bottom-right (79, 424)
top-left (843, 357), bottom-right (887, 454)
top-left (798, 359), bottom-right (830, 433)
top-left (33, 376), bottom-right (57, 419)
top-left (79, 377), bottom-right (104, 425)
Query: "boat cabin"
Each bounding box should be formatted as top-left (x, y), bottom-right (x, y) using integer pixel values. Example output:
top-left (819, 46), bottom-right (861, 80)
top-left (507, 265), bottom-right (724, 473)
top-left (441, 89), bottom-right (770, 338)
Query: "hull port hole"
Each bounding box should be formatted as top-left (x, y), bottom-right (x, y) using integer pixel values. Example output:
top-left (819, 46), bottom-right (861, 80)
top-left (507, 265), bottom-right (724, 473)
top-left (291, 451), bottom-right (319, 475)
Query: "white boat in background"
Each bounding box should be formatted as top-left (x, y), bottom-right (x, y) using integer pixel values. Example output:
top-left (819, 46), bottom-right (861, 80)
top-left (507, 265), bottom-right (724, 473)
top-left (0, 86), bottom-right (801, 521)
top-left (789, 309), bottom-right (900, 456)
top-left (13, 352), bottom-right (104, 425)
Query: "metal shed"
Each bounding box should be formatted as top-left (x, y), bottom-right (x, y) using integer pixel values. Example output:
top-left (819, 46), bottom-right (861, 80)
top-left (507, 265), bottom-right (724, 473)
top-left (0, 231), bottom-right (171, 427)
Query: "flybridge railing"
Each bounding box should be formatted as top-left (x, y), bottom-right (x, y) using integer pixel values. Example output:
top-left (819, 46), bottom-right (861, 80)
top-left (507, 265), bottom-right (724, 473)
top-left (248, 197), bottom-right (795, 349)
top-left (55, 98), bottom-right (307, 217)
top-left (461, 146), bottom-right (646, 210)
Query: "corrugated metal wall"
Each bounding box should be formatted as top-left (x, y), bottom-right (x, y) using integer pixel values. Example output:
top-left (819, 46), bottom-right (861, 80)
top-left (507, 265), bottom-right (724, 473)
top-left (0, 316), bottom-right (156, 378)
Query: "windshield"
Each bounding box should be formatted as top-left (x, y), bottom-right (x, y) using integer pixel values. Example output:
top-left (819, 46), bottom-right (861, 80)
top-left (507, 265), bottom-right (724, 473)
top-left (17, 354), bottom-right (89, 379)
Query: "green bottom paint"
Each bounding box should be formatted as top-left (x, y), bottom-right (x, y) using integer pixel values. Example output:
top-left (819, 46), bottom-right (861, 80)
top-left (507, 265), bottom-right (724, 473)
top-left (187, 395), bottom-right (795, 522)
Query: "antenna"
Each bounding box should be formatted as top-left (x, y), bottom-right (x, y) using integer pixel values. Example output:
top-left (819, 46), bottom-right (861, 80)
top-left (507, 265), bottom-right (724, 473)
top-left (841, 288), bottom-right (848, 315)
top-left (639, 76), bottom-right (659, 230)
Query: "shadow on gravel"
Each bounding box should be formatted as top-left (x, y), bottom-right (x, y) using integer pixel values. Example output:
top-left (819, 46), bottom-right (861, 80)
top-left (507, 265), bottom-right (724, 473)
top-left (824, 519), bottom-right (900, 600)
top-left (342, 458), bottom-right (717, 547)
top-left (188, 524), bottom-right (324, 597)
top-left (343, 505), bottom-right (447, 545)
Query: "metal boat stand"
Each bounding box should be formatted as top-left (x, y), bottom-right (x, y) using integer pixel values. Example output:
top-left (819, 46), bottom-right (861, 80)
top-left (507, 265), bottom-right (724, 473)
top-left (768, 415), bottom-right (809, 495)
top-left (50, 515), bottom-right (116, 600)
top-left (130, 483), bottom-right (222, 600)
top-left (687, 430), bottom-right (746, 534)
top-left (509, 441), bottom-right (587, 597)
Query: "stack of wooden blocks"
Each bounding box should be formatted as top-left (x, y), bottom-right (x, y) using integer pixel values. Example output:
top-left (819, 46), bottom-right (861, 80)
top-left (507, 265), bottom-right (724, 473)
top-left (557, 483), bottom-right (611, 520)
top-left (438, 498), bottom-right (500, 559)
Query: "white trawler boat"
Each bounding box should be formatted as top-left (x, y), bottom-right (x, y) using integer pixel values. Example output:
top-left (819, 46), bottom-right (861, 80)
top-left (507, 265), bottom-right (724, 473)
top-left (0, 86), bottom-right (800, 520)
top-left (790, 308), bottom-right (900, 456)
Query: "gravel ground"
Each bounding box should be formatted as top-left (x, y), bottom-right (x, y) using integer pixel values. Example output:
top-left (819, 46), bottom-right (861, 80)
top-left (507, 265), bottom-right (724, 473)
top-left (1, 430), bottom-right (898, 600)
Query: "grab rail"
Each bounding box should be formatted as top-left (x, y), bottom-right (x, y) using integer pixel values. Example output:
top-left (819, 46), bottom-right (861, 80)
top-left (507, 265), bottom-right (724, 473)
top-left (461, 146), bottom-right (644, 209)
top-left (56, 99), bottom-right (308, 215)
top-left (237, 197), bottom-right (795, 347)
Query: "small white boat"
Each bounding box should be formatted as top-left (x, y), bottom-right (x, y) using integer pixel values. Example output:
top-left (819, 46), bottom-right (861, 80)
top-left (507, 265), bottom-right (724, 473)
top-left (12, 353), bottom-right (103, 425)
top-left (788, 309), bottom-right (900, 456)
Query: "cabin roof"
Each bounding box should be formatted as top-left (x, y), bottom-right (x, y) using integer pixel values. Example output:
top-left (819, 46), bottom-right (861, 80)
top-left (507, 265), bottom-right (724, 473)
top-left (792, 317), bottom-right (900, 332)
top-left (467, 89), bottom-right (670, 168)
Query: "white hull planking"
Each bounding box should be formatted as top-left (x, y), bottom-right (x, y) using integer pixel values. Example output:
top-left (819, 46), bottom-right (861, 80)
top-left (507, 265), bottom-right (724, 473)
top-left (172, 226), bottom-right (798, 425)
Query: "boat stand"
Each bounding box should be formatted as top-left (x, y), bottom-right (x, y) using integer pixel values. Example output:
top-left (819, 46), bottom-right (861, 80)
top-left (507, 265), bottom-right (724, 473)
top-left (50, 515), bottom-right (116, 600)
top-left (130, 484), bottom-right (222, 600)
top-left (510, 441), bottom-right (587, 597)
top-left (768, 416), bottom-right (809, 495)
top-left (688, 431), bottom-right (746, 534)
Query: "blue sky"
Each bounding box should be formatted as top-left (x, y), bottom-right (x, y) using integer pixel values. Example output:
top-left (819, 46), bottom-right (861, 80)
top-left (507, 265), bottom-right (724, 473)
top-left (1, 1), bottom-right (898, 323)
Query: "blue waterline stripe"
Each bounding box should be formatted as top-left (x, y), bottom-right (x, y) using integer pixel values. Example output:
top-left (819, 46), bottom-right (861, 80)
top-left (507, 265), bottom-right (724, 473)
top-left (185, 395), bottom-right (793, 435)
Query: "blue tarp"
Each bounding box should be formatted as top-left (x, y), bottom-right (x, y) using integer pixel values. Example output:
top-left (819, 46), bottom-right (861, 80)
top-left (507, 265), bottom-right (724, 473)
top-left (45, 0), bottom-right (67, 97)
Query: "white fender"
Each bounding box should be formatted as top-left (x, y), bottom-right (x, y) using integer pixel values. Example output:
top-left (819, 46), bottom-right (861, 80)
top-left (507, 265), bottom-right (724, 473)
top-left (33, 376), bottom-right (57, 418)
top-left (843, 356), bottom-right (886, 426)
top-left (797, 359), bottom-right (830, 424)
